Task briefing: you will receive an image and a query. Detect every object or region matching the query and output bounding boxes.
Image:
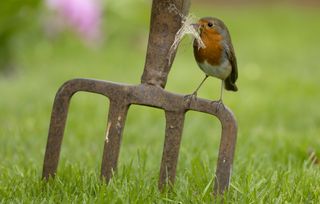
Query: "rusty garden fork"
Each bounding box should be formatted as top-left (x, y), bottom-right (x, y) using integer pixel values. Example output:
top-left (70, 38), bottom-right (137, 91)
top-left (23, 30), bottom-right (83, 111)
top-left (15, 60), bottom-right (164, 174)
top-left (42, 0), bottom-right (237, 195)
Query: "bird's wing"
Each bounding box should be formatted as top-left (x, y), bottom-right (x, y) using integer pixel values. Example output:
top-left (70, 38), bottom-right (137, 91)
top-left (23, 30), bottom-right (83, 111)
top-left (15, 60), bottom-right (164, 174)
top-left (223, 30), bottom-right (238, 91)
top-left (224, 36), bottom-right (238, 82)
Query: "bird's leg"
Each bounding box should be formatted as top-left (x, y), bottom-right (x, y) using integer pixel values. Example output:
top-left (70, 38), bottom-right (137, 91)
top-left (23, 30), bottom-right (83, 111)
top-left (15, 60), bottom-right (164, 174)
top-left (184, 75), bottom-right (208, 106)
top-left (219, 80), bottom-right (224, 102)
top-left (215, 80), bottom-right (225, 112)
top-left (192, 75), bottom-right (209, 97)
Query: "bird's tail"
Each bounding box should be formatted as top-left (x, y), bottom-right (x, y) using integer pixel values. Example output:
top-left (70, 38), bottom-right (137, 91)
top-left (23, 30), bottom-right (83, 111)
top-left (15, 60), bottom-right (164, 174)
top-left (224, 77), bottom-right (238, 91)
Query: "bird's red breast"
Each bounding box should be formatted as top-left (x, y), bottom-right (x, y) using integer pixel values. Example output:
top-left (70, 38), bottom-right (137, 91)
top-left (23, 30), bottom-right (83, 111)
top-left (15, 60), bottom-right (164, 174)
top-left (193, 21), bottom-right (223, 66)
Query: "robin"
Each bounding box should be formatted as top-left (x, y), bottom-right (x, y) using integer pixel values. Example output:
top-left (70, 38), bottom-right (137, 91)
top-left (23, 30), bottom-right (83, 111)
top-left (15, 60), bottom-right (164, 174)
top-left (190, 17), bottom-right (238, 102)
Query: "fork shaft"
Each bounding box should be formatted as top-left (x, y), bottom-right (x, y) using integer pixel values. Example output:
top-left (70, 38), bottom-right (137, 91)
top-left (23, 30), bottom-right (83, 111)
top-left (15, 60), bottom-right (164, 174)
top-left (141, 0), bottom-right (190, 88)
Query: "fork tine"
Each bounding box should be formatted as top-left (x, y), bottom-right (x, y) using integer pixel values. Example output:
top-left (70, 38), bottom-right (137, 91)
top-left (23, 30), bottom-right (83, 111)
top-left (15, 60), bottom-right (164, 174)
top-left (42, 81), bottom-right (76, 179)
top-left (159, 111), bottom-right (185, 190)
top-left (100, 101), bottom-right (129, 182)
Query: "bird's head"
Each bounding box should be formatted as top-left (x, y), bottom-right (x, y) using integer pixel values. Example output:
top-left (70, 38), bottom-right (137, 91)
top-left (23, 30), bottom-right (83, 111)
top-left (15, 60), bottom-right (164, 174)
top-left (192, 17), bottom-right (227, 36)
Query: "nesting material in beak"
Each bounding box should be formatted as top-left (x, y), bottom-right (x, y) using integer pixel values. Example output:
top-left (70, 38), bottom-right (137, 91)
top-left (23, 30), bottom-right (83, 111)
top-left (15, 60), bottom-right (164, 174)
top-left (191, 23), bottom-right (200, 30)
top-left (168, 15), bottom-right (206, 65)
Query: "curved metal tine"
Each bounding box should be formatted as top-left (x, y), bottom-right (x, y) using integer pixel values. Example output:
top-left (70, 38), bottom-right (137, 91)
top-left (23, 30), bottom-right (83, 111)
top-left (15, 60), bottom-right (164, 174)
top-left (42, 83), bottom-right (73, 179)
top-left (188, 100), bottom-right (237, 195)
top-left (213, 112), bottom-right (237, 195)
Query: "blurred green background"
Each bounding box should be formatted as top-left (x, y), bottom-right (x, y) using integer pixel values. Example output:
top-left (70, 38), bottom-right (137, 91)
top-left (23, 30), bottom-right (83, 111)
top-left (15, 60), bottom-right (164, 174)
top-left (0, 0), bottom-right (320, 202)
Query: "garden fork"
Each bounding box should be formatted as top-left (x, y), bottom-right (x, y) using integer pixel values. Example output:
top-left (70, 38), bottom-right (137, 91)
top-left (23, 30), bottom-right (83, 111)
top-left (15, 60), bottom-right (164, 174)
top-left (42, 0), bottom-right (237, 195)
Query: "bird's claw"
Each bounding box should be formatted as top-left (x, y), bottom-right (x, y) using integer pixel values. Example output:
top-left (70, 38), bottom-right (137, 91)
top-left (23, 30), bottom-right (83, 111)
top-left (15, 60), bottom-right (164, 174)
top-left (184, 92), bottom-right (198, 101)
top-left (184, 92), bottom-right (198, 107)
top-left (211, 99), bottom-right (225, 113)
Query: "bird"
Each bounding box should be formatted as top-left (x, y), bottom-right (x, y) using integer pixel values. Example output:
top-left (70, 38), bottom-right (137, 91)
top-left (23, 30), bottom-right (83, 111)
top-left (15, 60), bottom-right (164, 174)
top-left (190, 17), bottom-right (238, 102)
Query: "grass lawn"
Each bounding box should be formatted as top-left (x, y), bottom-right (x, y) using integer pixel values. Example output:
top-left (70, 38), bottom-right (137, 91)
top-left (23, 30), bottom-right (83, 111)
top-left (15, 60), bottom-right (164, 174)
top-left (1, 3), bottom-right (320, 203)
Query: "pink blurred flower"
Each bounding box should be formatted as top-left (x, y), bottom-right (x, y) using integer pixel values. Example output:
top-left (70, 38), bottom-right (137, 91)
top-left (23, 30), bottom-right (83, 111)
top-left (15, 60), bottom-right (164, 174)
top-left (46, 0), bottom-right (102, 44)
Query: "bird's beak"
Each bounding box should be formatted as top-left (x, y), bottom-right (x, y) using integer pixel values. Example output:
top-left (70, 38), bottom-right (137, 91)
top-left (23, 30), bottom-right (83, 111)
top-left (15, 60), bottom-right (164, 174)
top-left (191, 23), bottom-right (200, 31)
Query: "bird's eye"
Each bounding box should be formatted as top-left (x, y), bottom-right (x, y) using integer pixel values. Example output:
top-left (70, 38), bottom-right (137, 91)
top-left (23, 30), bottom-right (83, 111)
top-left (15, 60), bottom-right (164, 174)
top-left (208, 22), bottom-right (213, 27)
